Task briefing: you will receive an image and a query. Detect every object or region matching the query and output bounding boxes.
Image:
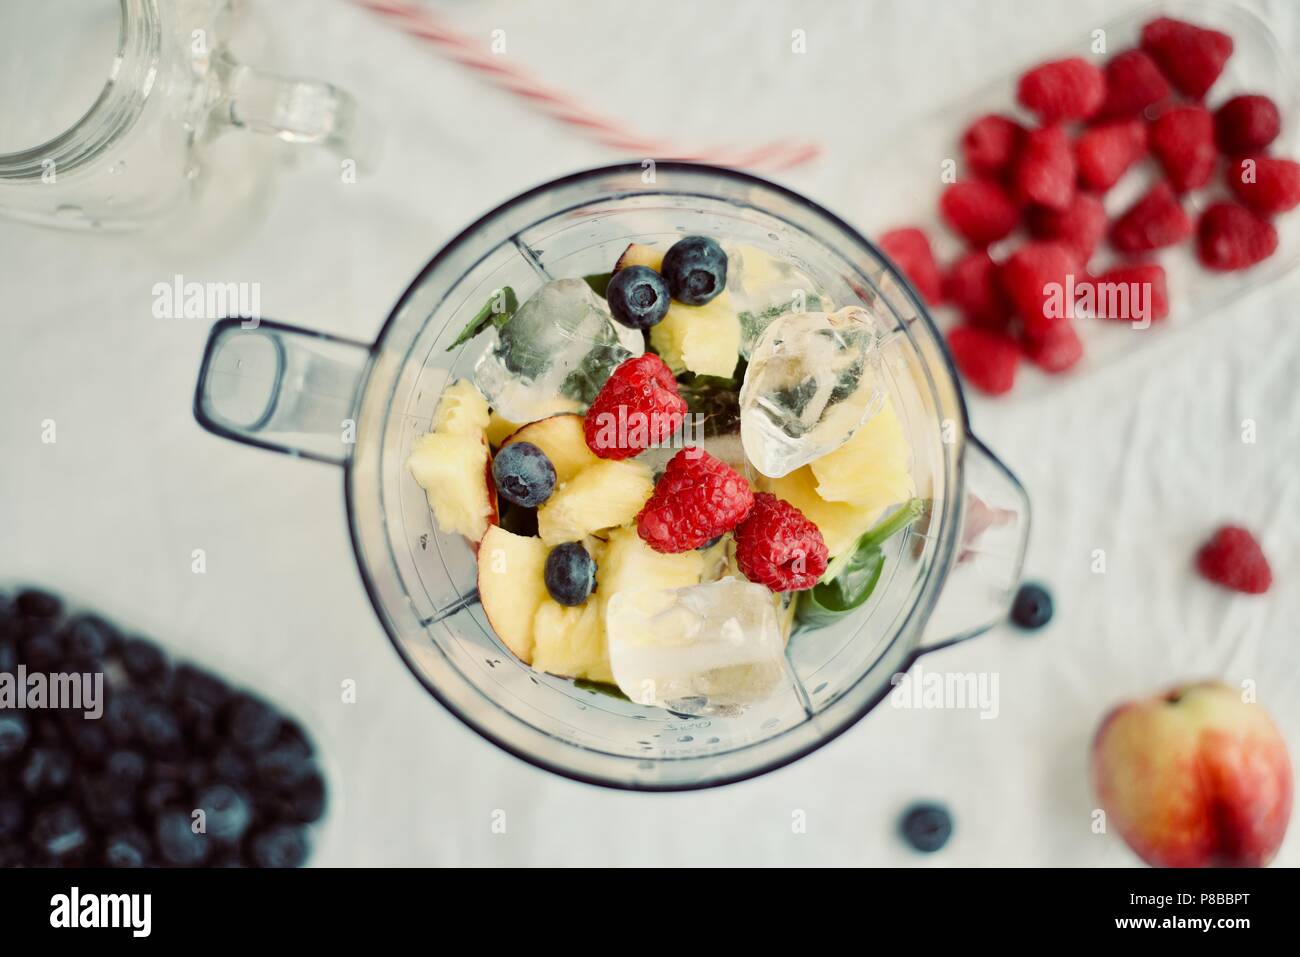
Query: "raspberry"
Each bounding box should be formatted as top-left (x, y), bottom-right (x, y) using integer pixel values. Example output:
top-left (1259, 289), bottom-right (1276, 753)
top-left (1026, 191), bottom-right (1107, 263)
top-left (1196, 202), bottom-right (1278, 272)
top-left (946, 325), bottom-right (1019, 396)
top-left (999, 240), bottom-right (1080, 339)
top-left (636, 449), bottom-right (753, 553)
top-left (961, 114), bottom-right (1025, 178)
top-left (1075, 119), bottom-right (1148, 192)
top-left (1214, 95), bottom-right (1281, 154)
top-left (1226, 156), bottom-right (1300, 216)
top-left (1195, 526), bottom-right (1272, 594)
top-left (1096, 49), bottom-right (1171, 119)
top-left (1020, 319), bottom-right (1083, 374)
top-left (1110, 182), bottom-right (1192, 253)
top-left (879, 227), bottom-right (943, 305)
top-left (1084, 263), bottom-right (1170, 322)
top-left (938, 180), bottom-right (1019, 246)
top-left (1149, 106), bottom-right (1217, 193)
top-left (1141, 17), bottom-right (1233, 100)
top-left (733, 493), bottom-right (828, 592)
top-left (942, 251), bottom-right (1011, 331)
top-left (1016, 57), bottom-right (1105, 124)
top-left (1012, 126), bottom-right (1076, 212)
top-left (584, 353), bottom-right (687, 460)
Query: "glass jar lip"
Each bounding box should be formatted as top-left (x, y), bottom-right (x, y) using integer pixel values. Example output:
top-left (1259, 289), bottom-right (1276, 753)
top-left (345, 161), bottom-right (971, 791)
top-left (0, 0), bottom-right (161, 180)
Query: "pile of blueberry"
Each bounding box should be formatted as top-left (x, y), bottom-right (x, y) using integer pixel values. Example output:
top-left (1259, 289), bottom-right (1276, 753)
top-left (0, 588), bottom-right (326, 867)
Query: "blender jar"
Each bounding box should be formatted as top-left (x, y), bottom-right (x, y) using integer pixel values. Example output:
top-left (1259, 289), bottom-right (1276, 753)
top-left (193, 163), bottom-right (1030, 790)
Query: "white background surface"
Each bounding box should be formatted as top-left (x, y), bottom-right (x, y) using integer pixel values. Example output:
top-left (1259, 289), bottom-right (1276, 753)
top-left (1, 0), bottom-right (1298, 866)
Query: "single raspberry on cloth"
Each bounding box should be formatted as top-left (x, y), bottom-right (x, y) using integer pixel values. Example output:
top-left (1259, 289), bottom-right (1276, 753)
top-left (734, 493), bottom-right (829, 592)
top-left (1196, 526), bottom-right (1272, 594)
top-left (636, 448), bottom-right (753, 553)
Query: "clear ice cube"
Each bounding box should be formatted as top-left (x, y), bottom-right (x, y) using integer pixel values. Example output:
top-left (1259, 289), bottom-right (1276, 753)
top-left (739, 306), bottom-right (885, 478)
top-left (605, 577), bottom-right (795, 716)
top-left (726, 244), bottom-right (826, 358)
top-left (473, 279), bottom-right (644, 423)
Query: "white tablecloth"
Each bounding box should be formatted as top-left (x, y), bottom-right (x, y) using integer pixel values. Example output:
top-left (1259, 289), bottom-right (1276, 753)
top-left (1, 0), bottom-right (1296, 866)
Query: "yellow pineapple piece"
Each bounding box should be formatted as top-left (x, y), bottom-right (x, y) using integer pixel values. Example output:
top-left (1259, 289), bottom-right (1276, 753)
top-left (531, 599), bottom-right (613, 682)
top-left (407, 378), bottom-right (495, 541)
top-left (650, 292), bottom-right (741, 378)
top-left (432, 378), bottom-right (490, 436)
top-left (810, 398), bottom-right (914, 511)
top-left (476, 526), bottom-right (550, 664)
top-left (537, 460), bottom-right (654, 546)
top-left (758, 465), bottom-right (885, 557)
top-left (485, 410), bottom-right (519, 449)
top-left (597, 527), bottom-right (704, 600)
top-left (500, 413), bottom-right (599, 485)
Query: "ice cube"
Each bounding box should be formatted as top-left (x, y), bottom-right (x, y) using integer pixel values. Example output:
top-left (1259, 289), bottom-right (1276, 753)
top-left (739, 306), bottom-right (885, 478)
top-left (726, 244), bottom-right (826, 358)
top-left (605, 577), bottom-right (795, 715)
top-left (473, 279), bottom-right (644, 423)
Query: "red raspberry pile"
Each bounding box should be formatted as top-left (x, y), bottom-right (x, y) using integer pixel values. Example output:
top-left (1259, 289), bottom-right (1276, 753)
top-left (584, 354), bottom-right (687, 460)
top-left (636, 449), bottom-right (754, 553)
top-left (734, 493), bottom-right (829, 592)
top-left (877, 15), bottom-right (1300, 397)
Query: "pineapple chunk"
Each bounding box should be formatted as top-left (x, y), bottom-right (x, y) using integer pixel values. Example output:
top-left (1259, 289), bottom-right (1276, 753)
top-left (433, 379), bottom-right (490, 436)
top-left (537, 460), bottom-right (654, 546)
top-left (485, 410), bottom-right (520, 449)
top-left (597, 527), bottom-right (704, 600)
top-left (532, 599), bottom-right (613, 682)
top-left (809, 398), bottom-right (914, 510)
top-left (407, 431), bottom-right (494, 541)
top-left (650, 292), bottom-right (741, 378)
top-left (477, 526), bottom-right (550, 664)
top-left (758, 465), bottom-right (885, 557)
top-left (501, 413), bottom-right (599, 485)
top-left (614, 243), bottom-right (664, 273)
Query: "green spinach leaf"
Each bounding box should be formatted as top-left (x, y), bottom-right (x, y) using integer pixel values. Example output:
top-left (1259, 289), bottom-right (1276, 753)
top-left (446, 286), bottom-right (519, 351)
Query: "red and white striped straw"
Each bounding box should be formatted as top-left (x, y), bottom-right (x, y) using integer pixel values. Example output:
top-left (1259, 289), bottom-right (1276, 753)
top-left (351, 0), bottom-right (822, 171)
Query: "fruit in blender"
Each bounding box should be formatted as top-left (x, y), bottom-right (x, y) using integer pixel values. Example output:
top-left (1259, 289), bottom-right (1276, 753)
top-left (407, 379), bottom-right (496, 541)
top-left (649, 292), bottom-right (742, 378)
top-left (606, 265), bottom-right (671, 329)
top-left (1091, 682), bottom-right (1291, 867)
top-left (733, 492), bottom-right (828, 592)
top-left (583, 354), bottom-right (687, 460)
top-left (491, 441), bottom-right (557, 508)
top-left (536, 458), bottom-right (654, 546)
top-left (544, 541), bottom-right (598, 606)
top-left (636, 449), bottom-right (754, 553)
top-left (661, 235), bottom-right (728, 306)
top-left (501, 413), bottom-right (599, 483)
top-left (477, 525), bottom-right (551, 663)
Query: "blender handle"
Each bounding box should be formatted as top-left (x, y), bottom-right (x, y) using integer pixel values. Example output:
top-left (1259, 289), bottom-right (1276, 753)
top-left (915, 433), bottom-right (1031, 655)
top-left (193, 318), bottom-right (371, 466)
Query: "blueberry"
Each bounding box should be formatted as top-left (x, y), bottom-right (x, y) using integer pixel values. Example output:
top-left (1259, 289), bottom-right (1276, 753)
top-left (256, 741), bottom-right (313, 792)
top-left (196, 784), bottom-right (252, 842)
top-left (0, 713), bottom-right (30, 761)
top-left (155, 809), bottom-right (210, 866)
top-left (64, 715), bottom-right (110, 765)
top-left (1010, 582), bottom-right (1053, 630)
top-left (32, 803), bottom-right (89, 861)
top-left (0, 796), bottom-right (25, 840)
top-left (606, 265), bottom-right (671, 329)
top-left (900, 802), bottom-right (953, 853)
top-left (170, 663), bottom-right (230, 710)
top-left (135, 700), bottom-right (183, 756)
top-left (19, 629), bottom-right (63, 672)
top-left (0, 640), bottom-right (17, 673)
top-left (15, 588), bottom-right (62, 620)
top-left (249, 824), bottom-right (310, 868)
top-left (103, 830), bottom-right (151, 868)
top-left (211, 743), bottom-right (253, 784)
top-left (141, 779), bottom-right (186, 816)
top-left (63, 614), bottom-right (118, 660)
top-left (281, 771), bottom-right (327, 824)
top-left (226, 694), bottom-right (282, 753)
top-left (20, 746), bottom-right (73, 796)
top-left (492, 441), bottom-right (557, 508)
top-left (105, 748), bottom-right (150, 788)
top-left (119, 636), bottom-right (167, 682)
top-left (662, 236), bottom-right (727, 305)
top-left (543, 542), bottom-right (597, 606)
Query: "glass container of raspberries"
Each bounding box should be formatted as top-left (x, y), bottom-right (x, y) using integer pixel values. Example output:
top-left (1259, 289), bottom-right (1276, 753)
top-left (192, 163), bottom-right (1030, 790)
top-left (854, 1), bottom-right (1300, 398)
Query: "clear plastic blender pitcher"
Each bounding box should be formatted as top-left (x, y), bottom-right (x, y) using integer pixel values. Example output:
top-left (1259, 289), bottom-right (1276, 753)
top-left (192, 164), bottom-right (1030, 790)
